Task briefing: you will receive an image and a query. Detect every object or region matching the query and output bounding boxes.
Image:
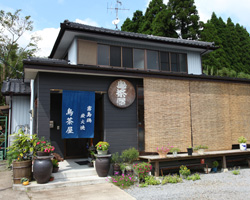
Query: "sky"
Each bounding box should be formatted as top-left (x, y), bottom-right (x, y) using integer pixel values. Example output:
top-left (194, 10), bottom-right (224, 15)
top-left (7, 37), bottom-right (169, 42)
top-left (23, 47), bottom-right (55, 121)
top-left (1, 0), bottom-right (250, 57)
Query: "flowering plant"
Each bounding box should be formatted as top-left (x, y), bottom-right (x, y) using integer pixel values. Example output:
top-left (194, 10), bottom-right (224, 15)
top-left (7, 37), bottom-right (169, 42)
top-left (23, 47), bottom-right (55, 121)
top-left (133, 162), bottom-right (152, 181)
top-left (35, 137), bottom-right (55, 153)
top-left (95, 141), bottom-right (110, 151)
top-left (108, 173), bottom-right (136, 189)
top-left (156, 144), bottom-right (173, 155)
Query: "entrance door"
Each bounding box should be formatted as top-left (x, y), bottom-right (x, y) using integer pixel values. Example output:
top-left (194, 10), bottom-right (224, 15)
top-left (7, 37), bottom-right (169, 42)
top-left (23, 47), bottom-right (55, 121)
top-left (50, 92), bottom-right (104, 159)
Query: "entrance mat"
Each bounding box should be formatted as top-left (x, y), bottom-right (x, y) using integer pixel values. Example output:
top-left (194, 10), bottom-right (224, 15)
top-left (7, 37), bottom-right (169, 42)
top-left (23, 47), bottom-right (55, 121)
top-left (75, 161), bottom-right (89, 165)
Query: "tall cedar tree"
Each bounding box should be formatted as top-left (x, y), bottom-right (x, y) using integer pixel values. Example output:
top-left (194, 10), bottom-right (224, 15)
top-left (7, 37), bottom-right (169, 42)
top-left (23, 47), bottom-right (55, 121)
top-left (167, 0), bottom-right (201, 39)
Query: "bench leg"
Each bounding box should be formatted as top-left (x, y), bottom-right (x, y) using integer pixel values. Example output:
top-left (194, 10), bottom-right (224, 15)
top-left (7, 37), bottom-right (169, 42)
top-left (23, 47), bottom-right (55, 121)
top-left (248, 159), bottom-right (250, 168)
top-left (222, 155), bottom-right (228, 172)
top-left (154, 161), bottom-right (159, 177)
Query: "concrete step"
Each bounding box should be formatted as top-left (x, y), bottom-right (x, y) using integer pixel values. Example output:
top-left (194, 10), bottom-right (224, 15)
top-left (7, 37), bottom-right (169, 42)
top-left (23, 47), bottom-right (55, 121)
top-left (13, 175), bottom-right (107, 191)
top-left (53, 168), bottom-right (97, 179)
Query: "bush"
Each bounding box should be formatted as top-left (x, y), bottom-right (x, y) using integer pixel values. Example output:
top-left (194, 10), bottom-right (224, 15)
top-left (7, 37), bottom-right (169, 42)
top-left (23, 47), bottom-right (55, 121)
top-left (108, 174), bottom-right (137, 189)
top-left (121, 147), bottom-right (139, 164)
top-left (139, 176), bottom-right (161, 187)
top-left (161, 174), bottom-right (183, 185)
top-left (133, 162), bottom-right (152, 181)
top-left (186, 173), bottom-right (201, 181)
top-left (111, 152), bottom-right (121, 164)
top-left (179, 165), bottom-right (191, 178)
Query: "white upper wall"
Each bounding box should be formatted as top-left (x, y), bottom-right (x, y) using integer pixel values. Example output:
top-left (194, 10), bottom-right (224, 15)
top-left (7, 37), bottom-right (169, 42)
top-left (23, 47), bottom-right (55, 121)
top-left (68, 38), bottom-right (77, 65)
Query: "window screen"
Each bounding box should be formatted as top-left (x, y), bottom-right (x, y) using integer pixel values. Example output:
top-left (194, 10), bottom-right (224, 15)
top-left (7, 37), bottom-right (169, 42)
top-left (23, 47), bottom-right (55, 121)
top-left (110, 46), bottom-right (121, 67)
top-left (97, 44), bottom-right (109, 65)
top-left (179, 54), bottom-right (187, 72)
top-left (133, 49), bottom-right (145, 69)
top-left (147, 50), bottom-right (159, 70)
top-left (160, 52), bottom-right (170, 71)
top-left (122, 47), bottom-right (133, 68)
top-left (171, 53), bottom-right (179, 72)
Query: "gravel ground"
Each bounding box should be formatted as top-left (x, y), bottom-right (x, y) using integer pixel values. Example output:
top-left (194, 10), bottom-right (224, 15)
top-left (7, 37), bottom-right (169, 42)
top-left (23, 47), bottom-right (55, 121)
top-left (124, 168), bottom-right (250, 200)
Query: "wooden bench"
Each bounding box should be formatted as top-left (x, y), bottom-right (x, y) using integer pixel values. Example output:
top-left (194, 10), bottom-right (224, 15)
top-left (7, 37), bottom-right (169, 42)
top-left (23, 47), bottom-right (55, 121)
top-left (160, 163), bottom-right (208, 176)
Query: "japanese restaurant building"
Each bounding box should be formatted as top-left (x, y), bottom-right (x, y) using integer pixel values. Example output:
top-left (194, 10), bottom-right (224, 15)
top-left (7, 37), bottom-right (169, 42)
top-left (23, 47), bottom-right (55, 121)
top-left (23, 20), bottom-right (250, 158)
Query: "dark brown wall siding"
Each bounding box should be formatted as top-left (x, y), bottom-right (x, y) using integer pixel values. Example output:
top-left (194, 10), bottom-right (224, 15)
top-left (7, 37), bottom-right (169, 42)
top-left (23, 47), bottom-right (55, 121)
top-left (36, 72), bottom-right (142, 153)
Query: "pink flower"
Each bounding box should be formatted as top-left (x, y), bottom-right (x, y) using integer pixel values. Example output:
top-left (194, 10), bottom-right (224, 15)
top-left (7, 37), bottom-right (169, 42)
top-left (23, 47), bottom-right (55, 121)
top-left (41, 141), bottom-right (46, 144)
top-left (37, 142), bottom-right (40, 145)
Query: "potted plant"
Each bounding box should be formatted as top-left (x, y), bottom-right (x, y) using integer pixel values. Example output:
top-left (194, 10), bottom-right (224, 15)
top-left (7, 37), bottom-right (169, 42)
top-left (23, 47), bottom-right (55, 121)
top-left (238, 136), bottom-right (247, 151)
top-left (111, 152), bottom-right (121, 176)
top-left (35, 137), bottom-right (55, 156)
top-left (212, 160), bottom-right (219, 172)
top-left (52, 159), bottom-right (59, 173)
top-left (187, 146), bottom-right (193, 156)
top-left (156, 144), bottom-right (173, 158)
top-left (95, 141), bottom-right (110, 155)
top-left (121, 147), bottom-right (139, 174)
top-left (194, 145), bottom-right (208, 155)
top-left (7, 129), bottom-right (37, 184)
top-left (179, 165), bottom-right (191, 179)
top-left (170, 147), bottom-right (180, 157)
top-left (20, 177), bottom-right (29, 186)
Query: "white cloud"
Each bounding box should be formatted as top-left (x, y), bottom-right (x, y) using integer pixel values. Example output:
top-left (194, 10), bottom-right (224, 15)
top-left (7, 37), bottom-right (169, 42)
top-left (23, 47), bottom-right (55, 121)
top-left (75, 18), bottom-right (99, 27)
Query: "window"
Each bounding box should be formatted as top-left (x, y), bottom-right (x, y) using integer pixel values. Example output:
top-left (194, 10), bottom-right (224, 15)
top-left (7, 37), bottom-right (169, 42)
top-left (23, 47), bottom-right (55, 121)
top-left (171, 53), bottom-right (179, 72)
top-left (179, 54), bottom-right (187, 72)
top-left (147, 50), bottom-right (159, 70)
top-left (110, 46), bottom-right (121, 67)
top-left (133, 49), bottom-right (145, 69)
top-left (97, 44), bottom-right (109, 65)
top-left (122, 47), bottom-right (133, 68)
top-left (160, 52), bottom-right (170, 71)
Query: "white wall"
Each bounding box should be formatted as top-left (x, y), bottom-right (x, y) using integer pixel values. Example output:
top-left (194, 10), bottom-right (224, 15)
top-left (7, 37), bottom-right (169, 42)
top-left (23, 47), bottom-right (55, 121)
top-left (68, 38), bottom-right (77, 65)
top-left (187, 52), bottom-right (202, 75)
top-left (11, 96), bottom-right (30, 134)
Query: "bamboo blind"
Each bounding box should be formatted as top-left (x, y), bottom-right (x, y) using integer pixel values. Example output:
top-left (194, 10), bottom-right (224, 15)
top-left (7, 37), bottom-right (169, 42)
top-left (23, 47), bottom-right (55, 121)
top-left (144, 78), bottom-right (191, 152)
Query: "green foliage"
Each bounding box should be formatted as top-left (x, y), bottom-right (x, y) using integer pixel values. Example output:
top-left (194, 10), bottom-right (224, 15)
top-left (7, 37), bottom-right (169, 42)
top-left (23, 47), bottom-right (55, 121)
top-left (119, 163), bottom-right (126, 171)
top-left (35, 137), bottom-right (55, 153)
top-left (121, 147), bottom-right (139, 164)
top-left (95, 141), bottom-right (110, 151)
top-left (20, 177), bottom-right (29, 183)
top-left (109, 174), bottom-right (136, 189)
top-left (186, 173), bottom-right (201, 181)
top-left (7, 129), bottom-right (38, 165)
top-left (238, 136), bottom-right (247, 143)
top-left (232, 170), bottom-right (240, 175)
top-left (179, 165), bottom-right (191, 177)
top-left (111, 152), bottom-right (121, 164)
top-left (212, 161), bottom-right (219, 168)
top-left (144, 175), bottom-right (161, 185)
top-left (133, 162), bottom-right (152, 181)
top-left (170, 147), bottom-right (180, 153)
top-left (193, 145), bottom-right (208, 150)
top-left (52, 159), bottom-right (59, 168)
top-left (0, 9), bottom-right (40, 105)
top-left (161, 174), bottom-right (183, 184)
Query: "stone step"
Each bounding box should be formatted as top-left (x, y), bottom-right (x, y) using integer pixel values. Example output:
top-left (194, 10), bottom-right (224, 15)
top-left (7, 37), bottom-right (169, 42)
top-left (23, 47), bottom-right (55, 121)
top-left (52, 168), bottom-right (97, 179)
top-left (13, 175), bottom-right (107, 191)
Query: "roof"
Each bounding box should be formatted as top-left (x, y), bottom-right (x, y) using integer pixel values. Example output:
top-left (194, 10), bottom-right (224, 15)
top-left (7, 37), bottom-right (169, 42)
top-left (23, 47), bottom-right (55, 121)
top-left (1, 79), bottom-right (31, 96)
top-left (23, 57), bottom-right (250, 85)
top-left (49, 20), bottom-right (218, 59)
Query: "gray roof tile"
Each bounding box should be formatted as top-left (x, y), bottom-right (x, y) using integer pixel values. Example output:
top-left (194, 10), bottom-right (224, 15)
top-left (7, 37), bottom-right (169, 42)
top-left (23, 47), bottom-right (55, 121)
top-left (1, 79), bottom-right (30, 95)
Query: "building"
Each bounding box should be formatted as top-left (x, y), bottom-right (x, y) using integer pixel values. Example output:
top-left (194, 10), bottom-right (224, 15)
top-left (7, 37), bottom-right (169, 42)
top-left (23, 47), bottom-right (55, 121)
top-left (23, 20), bottom-right (250, 158)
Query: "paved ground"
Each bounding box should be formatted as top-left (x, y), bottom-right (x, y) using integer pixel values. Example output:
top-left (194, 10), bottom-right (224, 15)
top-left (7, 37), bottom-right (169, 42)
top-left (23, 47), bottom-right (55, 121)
top-left (0, 161), bottom-right (135, 200)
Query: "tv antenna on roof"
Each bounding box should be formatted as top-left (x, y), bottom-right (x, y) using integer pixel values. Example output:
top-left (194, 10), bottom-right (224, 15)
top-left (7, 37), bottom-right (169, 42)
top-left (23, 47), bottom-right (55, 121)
top-left (107, 0), bottom-right (129, 30)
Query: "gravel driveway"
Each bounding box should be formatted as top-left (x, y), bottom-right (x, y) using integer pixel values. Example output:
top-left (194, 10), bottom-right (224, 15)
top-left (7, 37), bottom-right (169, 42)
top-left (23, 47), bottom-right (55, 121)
top-left (124, 168), bottom-right (250, 200)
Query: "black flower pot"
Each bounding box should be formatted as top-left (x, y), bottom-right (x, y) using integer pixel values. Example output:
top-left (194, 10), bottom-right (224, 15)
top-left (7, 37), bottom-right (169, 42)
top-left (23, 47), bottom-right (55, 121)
top-left (187, 148), bottom-right (193, 156)
top-left (33, 155), bottom-right (53, 184)
top-left (95, 154), bottom-right (111, 177)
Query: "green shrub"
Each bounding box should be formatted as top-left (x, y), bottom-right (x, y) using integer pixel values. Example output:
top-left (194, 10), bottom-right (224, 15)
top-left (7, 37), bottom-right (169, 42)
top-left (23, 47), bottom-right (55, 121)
top-left (238, 136), bottom-right (247, 143)
top-left (212, 161), bottom-right (219, 168)
top-left (133, 162), bottom-right (152, 181)
top-left (121, 147), bottom-right (139, 164)
top-left (186, 173), bottom-right (201, 181)
top-left (179, 165), bottom-right (191, 178)
top-left (145, 175), bottom-right (160, 185)
top-left (162, 174), bottom-right (183, 185)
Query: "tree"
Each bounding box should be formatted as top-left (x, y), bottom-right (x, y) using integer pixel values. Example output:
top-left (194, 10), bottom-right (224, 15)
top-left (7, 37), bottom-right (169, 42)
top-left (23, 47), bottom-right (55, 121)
top-left (0, 9), bottom-right (40, 105)
top-left (167, 0), bottom-right (201, 39)
top-left (121, 10), bottom-right (144, 33)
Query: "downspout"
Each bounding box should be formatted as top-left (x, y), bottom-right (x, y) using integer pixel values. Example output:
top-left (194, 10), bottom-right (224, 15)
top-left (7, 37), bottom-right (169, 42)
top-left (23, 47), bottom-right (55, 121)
top-left (200, 46), bottom-right (210, 75)
top-left (30, 79), bottom-right (34, 138)
top-left (8, 94), bottom-right (12, 147)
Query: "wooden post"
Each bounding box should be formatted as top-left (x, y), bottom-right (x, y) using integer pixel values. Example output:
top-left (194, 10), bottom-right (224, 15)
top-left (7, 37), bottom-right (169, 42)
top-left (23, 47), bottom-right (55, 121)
top-left (154, 161), bottom-right (159, 177)
top-left (222, 155), bottom-right (228, 172)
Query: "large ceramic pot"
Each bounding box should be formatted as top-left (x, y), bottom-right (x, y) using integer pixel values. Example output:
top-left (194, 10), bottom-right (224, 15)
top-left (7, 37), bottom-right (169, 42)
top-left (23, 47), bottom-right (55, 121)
top-left (95, 154), bottom-right (111, 177)
top-left (33, 155), bottom-right (53, 184)
top-left (37, 151), bottom-right (50, 156)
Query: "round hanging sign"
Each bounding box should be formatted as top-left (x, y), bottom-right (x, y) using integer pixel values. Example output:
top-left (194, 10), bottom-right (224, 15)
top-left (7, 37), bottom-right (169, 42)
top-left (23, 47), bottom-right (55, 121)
top-left (108, 79), bottom-right (136, 108)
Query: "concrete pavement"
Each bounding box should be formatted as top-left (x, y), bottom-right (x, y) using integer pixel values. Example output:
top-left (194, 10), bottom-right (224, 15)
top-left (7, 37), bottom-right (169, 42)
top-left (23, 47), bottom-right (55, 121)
top-left (0, 161), bottom-right (136, 200)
